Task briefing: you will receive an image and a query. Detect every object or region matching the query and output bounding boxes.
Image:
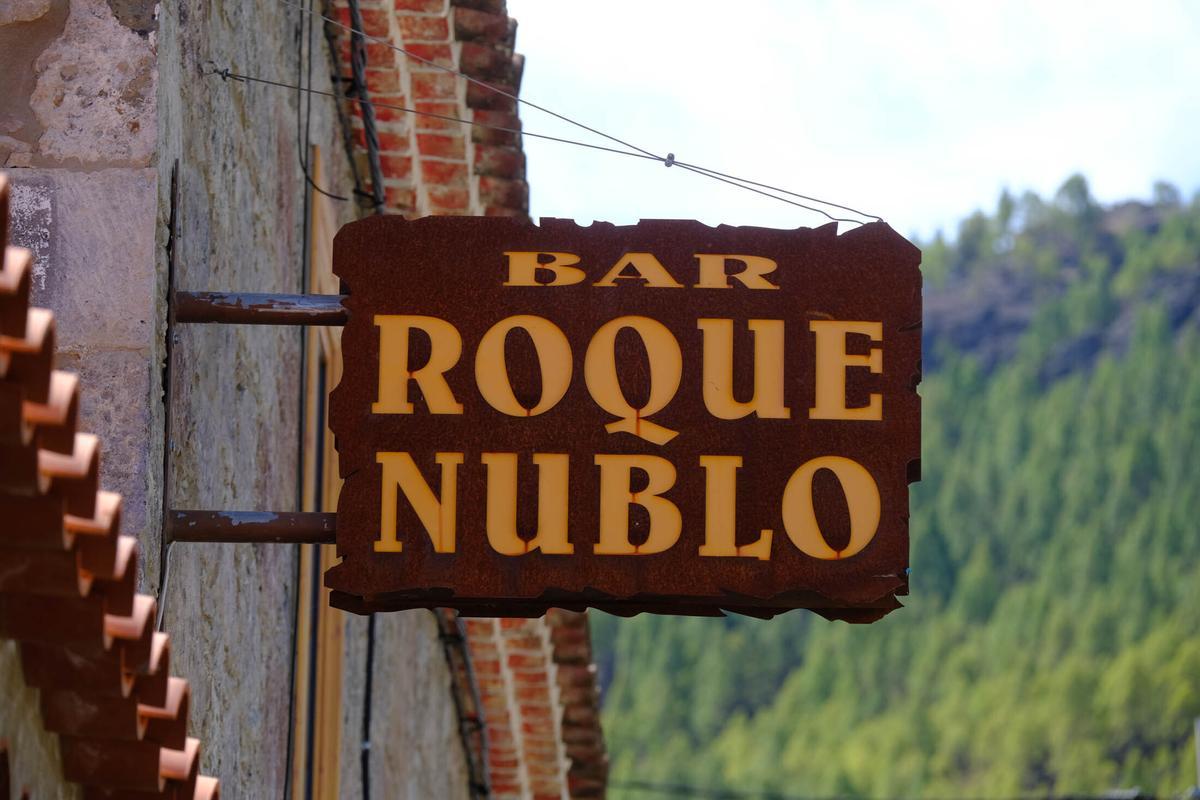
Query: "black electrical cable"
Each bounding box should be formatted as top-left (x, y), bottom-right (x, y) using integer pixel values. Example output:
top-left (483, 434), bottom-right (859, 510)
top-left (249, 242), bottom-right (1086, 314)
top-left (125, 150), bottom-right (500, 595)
top-left (361, 612), bottom-right (376, 800)
top-left (435, 610), bottom-right (491, 799)
top-left (302, 358), bottom-right (329, 800)
top-left (282, 6), bottom-right (312, 793)
top-left (346, 0), bottom-right (385, 211)
top-left (302, 526), bottom-right (322, 800)
top-left (294, 0), bottom-right (347, 201)
top-left (282, 542), bottom-right (301, 800)
top-left (344, 2), bottom-right (385, 795)
top-left (318, 0), bottom-right (370, 205)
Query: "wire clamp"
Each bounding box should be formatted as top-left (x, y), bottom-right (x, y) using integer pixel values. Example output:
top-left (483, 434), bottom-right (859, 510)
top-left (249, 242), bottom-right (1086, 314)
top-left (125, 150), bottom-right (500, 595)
top-left (203, 61), bottom-right (233, 82)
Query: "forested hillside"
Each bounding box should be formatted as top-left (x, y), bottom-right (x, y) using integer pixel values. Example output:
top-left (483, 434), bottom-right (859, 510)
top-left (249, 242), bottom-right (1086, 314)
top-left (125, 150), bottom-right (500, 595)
top-left (593, 177), bottom-right (1200, 799)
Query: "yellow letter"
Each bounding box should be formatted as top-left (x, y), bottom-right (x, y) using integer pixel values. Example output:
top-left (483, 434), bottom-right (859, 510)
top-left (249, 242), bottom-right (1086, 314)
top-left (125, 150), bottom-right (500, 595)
top-left (376, 452), bottom-right (464, 553)
top-left (594, 454), bottom-right (681, 555)
top-left (503, 251), bottom-right (586, 286)
top-left (694, 254), bottom-right (780, 289)
top-left (373, 315), bottom-right (464, 415)
top-left (584, 316), bottom-right (681, 445)
top-left (481, 453), bottom-right (572, 555)
top-left (475, 315), bottom-right (573, 416)
top-left (697, 319), bottom-right (790, 420)
top-left (698, 455), bottom-right (772, 560)
top-left (809, 320), bottom-right (883, 421)
top-left (781, 456), bottom-right (880, 560)
top-left (594, 252), bottom-right (683, 288)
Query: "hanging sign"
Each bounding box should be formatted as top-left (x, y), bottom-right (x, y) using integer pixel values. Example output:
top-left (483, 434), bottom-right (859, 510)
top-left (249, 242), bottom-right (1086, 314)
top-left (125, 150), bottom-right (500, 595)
top-left (325, 216), bottom-right (921, 620)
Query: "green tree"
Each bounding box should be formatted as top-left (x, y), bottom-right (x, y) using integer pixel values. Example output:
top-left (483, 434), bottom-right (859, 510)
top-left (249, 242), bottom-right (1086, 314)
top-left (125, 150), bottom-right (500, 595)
top-left (594, 179), bottom-right (1200, 799)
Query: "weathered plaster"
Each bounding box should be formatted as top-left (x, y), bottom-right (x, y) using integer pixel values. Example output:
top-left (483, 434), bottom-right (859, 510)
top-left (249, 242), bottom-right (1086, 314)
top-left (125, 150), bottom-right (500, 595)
top-left (2, 0), bottom-right (477, 793)
top-left (18, 169), bottom-right (157, 351)
top-left (9, 168), bottom-right (158, 584)
top-left (8, 180), bottom-right (51, 290)
top-left (30, 0), bottom-right (156, 165)
top-left (0, 0), bottom-right (69, 163)
top-left (56, 349), bottom-right (154, 544)
top-left (0, 0), bottom-right (52, 26)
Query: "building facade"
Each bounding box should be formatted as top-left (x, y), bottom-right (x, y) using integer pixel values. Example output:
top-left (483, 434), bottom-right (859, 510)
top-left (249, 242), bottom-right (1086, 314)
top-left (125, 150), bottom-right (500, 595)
top-left (0, 0), bottom-right (607, 796)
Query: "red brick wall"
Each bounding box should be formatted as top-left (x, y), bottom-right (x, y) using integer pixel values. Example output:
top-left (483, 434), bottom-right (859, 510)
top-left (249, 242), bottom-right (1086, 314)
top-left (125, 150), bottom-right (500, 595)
top-left (333, 0), bottom-right (529, 219)
top-left (466, 617), bottom-right (569, 799)
top-left (548, 610), bottom-right (608, 799)
top-left (462, 613), bottom-right (609, 799)
top-left (327, 1), bottom-right (606, 797)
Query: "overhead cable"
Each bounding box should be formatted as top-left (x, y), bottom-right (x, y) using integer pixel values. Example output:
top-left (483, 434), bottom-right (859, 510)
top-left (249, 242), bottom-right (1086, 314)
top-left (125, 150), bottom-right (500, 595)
top-left (276, 0), bottom-right (663, 161)
top-left (269, 0), bottom-right (883, 225)
top-left (204, 65), bottom-right (872, 225)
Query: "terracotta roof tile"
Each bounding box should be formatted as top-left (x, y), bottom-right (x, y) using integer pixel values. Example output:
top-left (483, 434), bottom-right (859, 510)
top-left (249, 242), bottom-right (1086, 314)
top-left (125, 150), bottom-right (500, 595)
top-left (0, 172), bottom-right (218, 796)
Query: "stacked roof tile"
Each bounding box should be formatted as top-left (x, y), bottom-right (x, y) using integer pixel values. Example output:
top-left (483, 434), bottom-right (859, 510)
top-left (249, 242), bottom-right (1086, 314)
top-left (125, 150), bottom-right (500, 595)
top-left (0, 173), bottom-right (218, 799)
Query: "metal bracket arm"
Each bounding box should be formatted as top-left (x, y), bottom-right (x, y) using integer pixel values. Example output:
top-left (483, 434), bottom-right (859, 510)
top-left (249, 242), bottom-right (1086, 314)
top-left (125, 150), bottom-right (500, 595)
top-left (168, 510), bottom-right (337, 544)
top-left (164, 291), bottom-right (346, 544)
top-left (174, 291), bottom-right (348, 326)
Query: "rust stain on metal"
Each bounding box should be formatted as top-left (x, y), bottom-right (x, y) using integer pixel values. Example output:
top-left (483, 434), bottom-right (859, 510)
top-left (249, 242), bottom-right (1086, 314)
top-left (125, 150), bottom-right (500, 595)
top-left (326, 215), bottom-right (921, 620)
top-left (167, 510), bottom-right (337, 544)
top-left (174, 291), bottom-right (348, 326)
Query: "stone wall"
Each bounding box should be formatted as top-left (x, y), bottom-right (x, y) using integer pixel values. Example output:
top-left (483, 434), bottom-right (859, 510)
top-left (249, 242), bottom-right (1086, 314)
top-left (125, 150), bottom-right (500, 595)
top-left (157, 0), bottom-right (471, 795)
top-left (2, 0), bottom-right (158, 793)
top-left (2, 0), bottom-right (473, 794)
top-left (0, 0), bottom-right (603, 795)
top-left (366, 612), bottom-right (472, 797)
top-left (155, 0), bottom-right (311, 790)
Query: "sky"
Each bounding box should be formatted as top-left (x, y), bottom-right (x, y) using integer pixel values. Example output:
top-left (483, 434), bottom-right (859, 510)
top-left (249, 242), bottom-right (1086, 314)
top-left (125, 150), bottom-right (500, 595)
top-left (503, 0), bottom-right (1200, 240)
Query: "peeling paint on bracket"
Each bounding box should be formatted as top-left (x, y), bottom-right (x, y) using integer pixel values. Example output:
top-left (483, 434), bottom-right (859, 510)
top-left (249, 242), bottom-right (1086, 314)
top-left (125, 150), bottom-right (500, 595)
top-left (166, 510), bottom-right (336, 544)
top-left (173, 291), bottom-right (348, 326)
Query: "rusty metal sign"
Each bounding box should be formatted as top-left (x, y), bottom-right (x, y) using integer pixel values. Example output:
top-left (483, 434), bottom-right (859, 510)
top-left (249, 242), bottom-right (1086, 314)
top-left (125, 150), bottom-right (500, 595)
top-left (325, 216), bottom-right (921, 620)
